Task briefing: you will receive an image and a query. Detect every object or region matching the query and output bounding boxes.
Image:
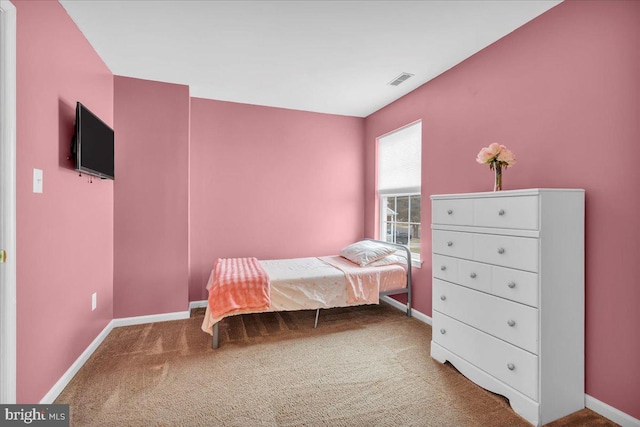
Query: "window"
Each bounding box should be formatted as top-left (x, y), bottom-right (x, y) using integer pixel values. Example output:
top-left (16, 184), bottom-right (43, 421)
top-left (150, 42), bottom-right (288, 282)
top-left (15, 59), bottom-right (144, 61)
top-left (381, 194), bottom-right (421, 255)
top-left (377, 122), bottom-right (421, 265)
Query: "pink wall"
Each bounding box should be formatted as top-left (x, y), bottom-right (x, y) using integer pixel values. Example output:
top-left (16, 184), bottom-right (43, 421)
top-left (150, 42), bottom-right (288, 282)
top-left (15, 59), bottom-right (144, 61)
top-left (365, 0), bottom-right (640, 418)
top-left (189, 98), bottom-right (365, 300)
top-left (14, 0), bottom-right (638, 419)
top-left (113, 77), bottom-right (190, 318)
top-left (14, 0), bottom-right (114, 403)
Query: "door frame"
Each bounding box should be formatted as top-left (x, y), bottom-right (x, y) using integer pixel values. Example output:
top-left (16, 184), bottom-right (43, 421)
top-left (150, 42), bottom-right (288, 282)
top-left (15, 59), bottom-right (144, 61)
top-left (0, 0), bottom-right (17, 404)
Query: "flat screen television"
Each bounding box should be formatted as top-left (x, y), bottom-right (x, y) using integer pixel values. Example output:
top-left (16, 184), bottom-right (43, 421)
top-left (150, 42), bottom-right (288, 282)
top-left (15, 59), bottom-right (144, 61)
top-left (71, 102), bottom-right (114, 180)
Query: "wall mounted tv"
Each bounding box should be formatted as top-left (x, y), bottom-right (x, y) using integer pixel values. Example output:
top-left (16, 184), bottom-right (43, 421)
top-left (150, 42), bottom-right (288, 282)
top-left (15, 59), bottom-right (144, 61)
top-left (71, 102), bottom-right (114, 180)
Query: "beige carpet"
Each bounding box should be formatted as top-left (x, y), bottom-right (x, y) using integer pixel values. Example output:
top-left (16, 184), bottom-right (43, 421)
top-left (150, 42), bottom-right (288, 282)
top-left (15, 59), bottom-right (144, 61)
top-left (56, 303), bottom-right (616, 426)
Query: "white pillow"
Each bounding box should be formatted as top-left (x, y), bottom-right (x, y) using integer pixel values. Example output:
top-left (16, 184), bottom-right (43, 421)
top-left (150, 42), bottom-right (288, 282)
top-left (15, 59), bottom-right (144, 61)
top-left (368, 254), bottom-right (407, 267)
top-left (339, 240), bottom-right (396, 267)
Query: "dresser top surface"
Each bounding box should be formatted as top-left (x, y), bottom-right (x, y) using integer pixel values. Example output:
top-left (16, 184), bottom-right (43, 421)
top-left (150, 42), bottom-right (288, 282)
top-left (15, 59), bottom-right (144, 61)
top-left (430, 188), bottom-right (585, 200)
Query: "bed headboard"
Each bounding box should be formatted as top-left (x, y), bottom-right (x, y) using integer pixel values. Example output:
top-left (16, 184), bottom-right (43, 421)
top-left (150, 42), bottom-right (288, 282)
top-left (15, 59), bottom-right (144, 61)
top-left (364, 238), bottom-right (412, 318)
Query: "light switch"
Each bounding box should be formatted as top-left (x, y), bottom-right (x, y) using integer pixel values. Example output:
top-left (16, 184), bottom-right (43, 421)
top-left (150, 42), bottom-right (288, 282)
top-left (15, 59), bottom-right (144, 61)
top-left (33, 168), bottom-right (43, 193)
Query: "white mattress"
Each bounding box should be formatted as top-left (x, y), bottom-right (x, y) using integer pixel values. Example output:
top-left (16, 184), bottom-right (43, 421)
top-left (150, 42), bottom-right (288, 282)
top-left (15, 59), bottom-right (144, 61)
top-left (201, 256), bottom-right (406, 335)
top-left (264, 257), bottom-right (351, 311)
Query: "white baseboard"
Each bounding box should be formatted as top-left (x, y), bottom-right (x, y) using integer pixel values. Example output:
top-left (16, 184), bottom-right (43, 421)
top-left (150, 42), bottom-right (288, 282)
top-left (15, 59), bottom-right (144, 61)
top-left (40, 320), bottom-right (114, 404)
top-left (380, 295), bottom-right (432, 325)
top-left (41, 309), bottom-right (190, 404)
top-left (586, 394), bottom-right (640, 427)
top-left (189, 300), bottom-right (208, 310)
top-left (111, 310), bottom-right (190, 328)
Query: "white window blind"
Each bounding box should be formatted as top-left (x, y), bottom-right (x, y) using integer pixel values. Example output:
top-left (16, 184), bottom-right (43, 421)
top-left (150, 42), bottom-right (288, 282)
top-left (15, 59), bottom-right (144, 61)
top-left (377, 122), bottom-right (421, 195)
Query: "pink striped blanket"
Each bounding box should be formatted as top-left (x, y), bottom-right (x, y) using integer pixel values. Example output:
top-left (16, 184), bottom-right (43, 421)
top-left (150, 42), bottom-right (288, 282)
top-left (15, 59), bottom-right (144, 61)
top-left (207, 257), bottom-right (271, 320)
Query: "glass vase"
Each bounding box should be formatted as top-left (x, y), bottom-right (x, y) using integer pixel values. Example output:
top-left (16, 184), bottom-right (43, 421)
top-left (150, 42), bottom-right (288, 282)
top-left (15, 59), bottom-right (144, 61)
top-left (493, 163), bottom-right (503, 192)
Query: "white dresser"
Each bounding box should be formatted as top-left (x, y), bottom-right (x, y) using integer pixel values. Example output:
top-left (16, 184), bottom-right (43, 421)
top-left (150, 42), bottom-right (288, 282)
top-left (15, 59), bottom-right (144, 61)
top-left (430, 189), bottom-right (585, 426)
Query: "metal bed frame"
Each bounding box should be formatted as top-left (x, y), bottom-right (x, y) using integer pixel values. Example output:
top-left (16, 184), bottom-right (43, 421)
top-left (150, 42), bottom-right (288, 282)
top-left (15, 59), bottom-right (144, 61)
top-left (210, 239), bottom-right (412, 349)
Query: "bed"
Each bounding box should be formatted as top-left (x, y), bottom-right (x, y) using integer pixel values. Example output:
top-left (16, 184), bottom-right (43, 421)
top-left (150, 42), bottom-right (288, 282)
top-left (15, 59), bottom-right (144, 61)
top-left (201, 239), bottom-right (412, 349)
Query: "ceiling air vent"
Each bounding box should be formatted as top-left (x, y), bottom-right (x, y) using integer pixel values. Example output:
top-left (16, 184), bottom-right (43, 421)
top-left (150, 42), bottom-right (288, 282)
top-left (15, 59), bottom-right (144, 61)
top-left (388, 72), bottom-right (414, 86)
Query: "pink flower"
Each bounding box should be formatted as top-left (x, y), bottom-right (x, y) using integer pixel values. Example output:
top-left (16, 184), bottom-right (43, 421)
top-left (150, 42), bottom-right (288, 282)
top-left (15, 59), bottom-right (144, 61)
top-left (476, 148), bottom-right (492, 164)
top-left (497, 147), bottom-right (516, 167)
top-left (476, 143), bottom-right (516, 168)
top-left (476, 143), bottom-right (502, 164)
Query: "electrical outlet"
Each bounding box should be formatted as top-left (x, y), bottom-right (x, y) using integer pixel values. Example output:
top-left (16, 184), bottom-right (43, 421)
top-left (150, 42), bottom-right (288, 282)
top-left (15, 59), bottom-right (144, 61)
top-left (92, 292), bottom-right (97, 311)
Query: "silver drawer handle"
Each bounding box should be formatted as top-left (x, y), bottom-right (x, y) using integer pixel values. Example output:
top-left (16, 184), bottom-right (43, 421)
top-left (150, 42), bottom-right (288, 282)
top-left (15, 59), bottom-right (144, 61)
top-left (440, 265), bottom-right (447, 271)
top-left (470, 272), bottom-right (477, 279)
top-left (507, 319), bottom-right (516, 327)
top-left (498, 209), bottom-right (505, 216)
top-left (507, 363), bottom-right (515, 371)
top-left (508, 281), bottom-right (516, 289)
top-left (447, 241), bottom-right (453, 247)
top-left (440, 295), bottom-right (446, 301)
top-left (498, 247), bottom-right (505, 254)
top-left (447, 209), bottom-right (453, 215)
top-left (440, 328), bottom-right (446, 335)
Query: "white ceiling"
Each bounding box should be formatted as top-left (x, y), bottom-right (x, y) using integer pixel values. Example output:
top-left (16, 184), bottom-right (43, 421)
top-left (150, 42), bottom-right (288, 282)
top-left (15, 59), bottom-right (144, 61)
top-left (59, 0), bottom-right (561, 118)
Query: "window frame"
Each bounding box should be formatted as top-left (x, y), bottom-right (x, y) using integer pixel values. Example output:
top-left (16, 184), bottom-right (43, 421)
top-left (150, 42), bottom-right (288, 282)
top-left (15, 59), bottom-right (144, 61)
top-left (379, 192), bottom-right (422, 267)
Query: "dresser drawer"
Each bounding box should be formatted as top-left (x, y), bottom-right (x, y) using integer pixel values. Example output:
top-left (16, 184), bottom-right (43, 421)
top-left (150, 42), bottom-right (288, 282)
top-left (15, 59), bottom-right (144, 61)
top-left (432, 311), bottom-right (539, 400)
top-left (432, 230), bottom-right (473, 259)
top-left (432, 199), bottom-right (473, 226)
top-left (457, 259), bottom-right (491, 294)
top-left (491, 265), bottom-right (539, 307)
top-left (433, 279), bottom-right (539, 354)
top-left (473, 233), bottom-right (539, 272)
top-left (474, 196), bottom-right (539, 230)
top-left (432, 254), bottom-right (458, 283)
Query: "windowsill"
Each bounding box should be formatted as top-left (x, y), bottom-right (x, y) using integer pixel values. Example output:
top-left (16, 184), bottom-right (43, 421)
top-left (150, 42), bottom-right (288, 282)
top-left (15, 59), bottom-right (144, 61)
top-left (411, 258), bottom-right (423, 269)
